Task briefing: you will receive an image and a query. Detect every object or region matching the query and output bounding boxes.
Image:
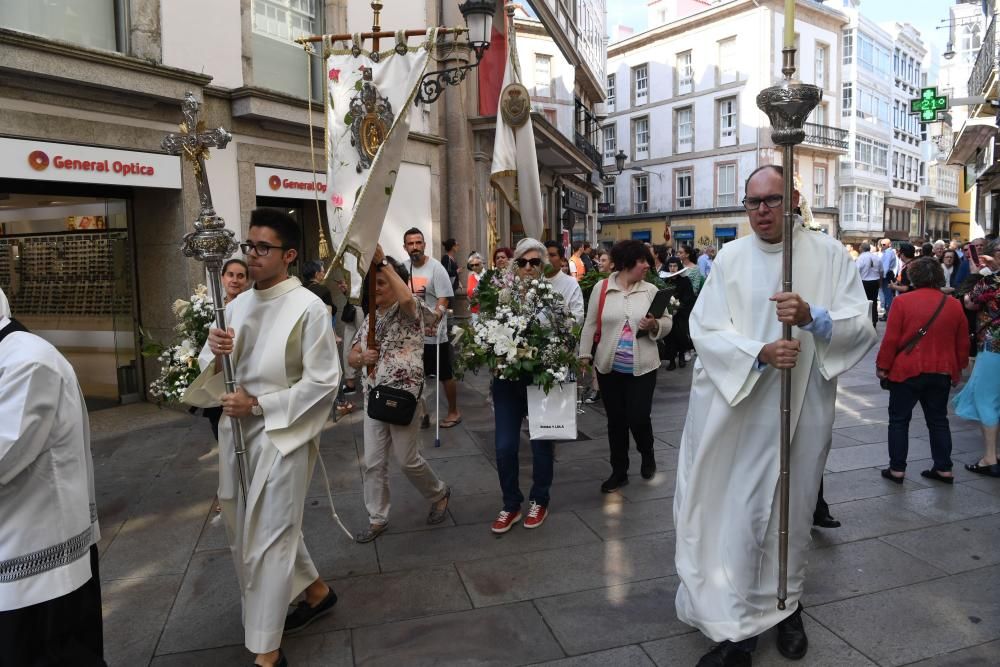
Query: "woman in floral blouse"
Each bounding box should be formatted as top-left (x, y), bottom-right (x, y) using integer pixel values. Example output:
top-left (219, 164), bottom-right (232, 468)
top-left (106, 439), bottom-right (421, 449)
top-left (348, 246), bottom-right (451, 542)
top-left (953, 239), bottom-right (1000, 477)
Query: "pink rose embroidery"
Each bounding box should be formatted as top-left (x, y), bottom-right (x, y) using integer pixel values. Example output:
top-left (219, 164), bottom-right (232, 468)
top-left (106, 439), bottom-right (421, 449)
top-left (328, 68), bottom-right (340, 82)
top-left (331, 194), bottom-right (344, 207)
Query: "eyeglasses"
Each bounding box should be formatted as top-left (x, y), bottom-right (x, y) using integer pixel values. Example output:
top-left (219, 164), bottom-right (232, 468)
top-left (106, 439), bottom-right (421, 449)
top-left (240, 242), bottom-right (288, 256)
top-left (469, 263), bottom-right (483, 269)
top-left (742, 195), bottom-right (784, 210)
top-left (515, 257), bottom-right (543, 268)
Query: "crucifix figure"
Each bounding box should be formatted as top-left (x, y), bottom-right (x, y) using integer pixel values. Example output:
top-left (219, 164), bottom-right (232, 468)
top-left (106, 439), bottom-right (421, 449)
top-left (162, 92), bottom-right (232, 222)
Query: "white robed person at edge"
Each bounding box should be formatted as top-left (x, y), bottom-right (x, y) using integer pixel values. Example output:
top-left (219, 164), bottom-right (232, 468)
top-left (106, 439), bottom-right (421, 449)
top-left (183, 209), bottom-right (340, 667)
top-left (673, 165), bottom-right (877, 666)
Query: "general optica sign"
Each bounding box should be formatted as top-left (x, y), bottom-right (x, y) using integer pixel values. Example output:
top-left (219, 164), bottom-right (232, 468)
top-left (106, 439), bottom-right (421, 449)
top-left (254, 166), bottom-right (327, 200)
top-left (2, 137), bottom-right (182, 188)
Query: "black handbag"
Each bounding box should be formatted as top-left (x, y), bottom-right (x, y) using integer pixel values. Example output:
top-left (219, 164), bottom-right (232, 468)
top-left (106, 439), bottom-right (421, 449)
top-left (367, 383), bottom-right (422, 425)
top-left (341, 302), bottom-right (357, 324)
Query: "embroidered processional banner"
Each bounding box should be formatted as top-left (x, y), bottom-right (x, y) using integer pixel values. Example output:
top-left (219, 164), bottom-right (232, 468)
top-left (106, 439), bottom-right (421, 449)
top-left (325, 30), bottom-right (437, 299)
top-left (490, 15), bottom-right (543, 240)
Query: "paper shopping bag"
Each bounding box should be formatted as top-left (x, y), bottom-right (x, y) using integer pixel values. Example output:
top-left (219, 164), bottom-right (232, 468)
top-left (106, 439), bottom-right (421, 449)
top-left (526, 382), bottom-right (578, 441)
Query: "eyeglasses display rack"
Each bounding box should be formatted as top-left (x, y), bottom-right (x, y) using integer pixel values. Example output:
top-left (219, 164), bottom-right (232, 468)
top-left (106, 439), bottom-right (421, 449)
top-left (0, 231), bottom-right (132, 316)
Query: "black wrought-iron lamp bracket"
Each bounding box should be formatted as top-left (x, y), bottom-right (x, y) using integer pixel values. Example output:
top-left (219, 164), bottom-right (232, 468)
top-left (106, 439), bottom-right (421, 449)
top-left (415, 43), bottom-right (487, 106)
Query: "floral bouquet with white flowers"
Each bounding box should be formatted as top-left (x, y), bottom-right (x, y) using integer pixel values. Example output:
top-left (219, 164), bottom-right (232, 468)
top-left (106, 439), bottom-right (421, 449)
top-left (456, 269), bottom-right (581, 393)
top-left (141, 285), bottom-right (215, 403)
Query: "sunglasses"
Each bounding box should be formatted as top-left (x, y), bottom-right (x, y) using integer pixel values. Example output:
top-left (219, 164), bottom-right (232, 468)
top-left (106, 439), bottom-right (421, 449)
top-left (515, 257), bottom-right (542, 268)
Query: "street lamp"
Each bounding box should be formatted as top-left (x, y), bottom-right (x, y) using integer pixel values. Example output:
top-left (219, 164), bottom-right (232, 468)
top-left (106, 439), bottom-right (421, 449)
top-left (611, 149), bottom-right (627, 175)
top-left (460, 0), bottom-right (495, 60)
top-left (416, 0), bottom-right (496, 105)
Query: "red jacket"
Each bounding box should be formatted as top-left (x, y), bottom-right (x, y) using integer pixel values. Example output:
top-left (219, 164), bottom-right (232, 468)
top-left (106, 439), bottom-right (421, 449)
top-left (876, 287), bottom-right (970, 383)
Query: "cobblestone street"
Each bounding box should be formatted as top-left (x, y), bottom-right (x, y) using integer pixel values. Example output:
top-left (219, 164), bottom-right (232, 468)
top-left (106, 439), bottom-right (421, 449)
top-left (93, 336), bottom-right (1000, 666)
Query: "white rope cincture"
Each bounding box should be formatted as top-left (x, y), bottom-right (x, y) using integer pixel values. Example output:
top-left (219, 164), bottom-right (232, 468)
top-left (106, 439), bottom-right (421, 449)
top-left (316, 448), bottom-right (355, 540)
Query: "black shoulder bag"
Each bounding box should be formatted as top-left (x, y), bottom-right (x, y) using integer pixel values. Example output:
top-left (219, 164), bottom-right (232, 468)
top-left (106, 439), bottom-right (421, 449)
top-left (365, 303), bottom-right (424, 425)
top-left (367, 383), bottom-right (423, 425)
top-left (880, 294), bottom-right (947, 390)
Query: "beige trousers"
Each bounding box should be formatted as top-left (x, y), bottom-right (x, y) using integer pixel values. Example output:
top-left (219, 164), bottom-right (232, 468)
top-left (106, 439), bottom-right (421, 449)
top-left (361, 410), bottom-right (446, 525)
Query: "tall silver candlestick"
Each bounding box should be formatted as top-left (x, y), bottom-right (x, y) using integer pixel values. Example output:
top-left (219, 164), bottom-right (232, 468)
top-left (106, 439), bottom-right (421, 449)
top-left (755, 48), bottom-right (821, 611)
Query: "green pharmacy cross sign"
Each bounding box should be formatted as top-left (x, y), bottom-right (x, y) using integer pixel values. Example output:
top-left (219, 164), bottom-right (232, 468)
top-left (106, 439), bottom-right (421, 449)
top-left (910, 87), bottom-right (948, 122)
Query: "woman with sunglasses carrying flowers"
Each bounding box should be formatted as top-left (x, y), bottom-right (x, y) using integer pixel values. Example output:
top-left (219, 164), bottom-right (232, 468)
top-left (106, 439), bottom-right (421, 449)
top-left (459, 238), bottom-right (580, 534)
top-left (579, 240), bottom-right (673, 493)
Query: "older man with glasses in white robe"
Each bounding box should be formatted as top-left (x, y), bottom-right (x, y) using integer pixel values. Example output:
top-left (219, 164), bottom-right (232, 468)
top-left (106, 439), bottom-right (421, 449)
top-left (673, 166), bottom-right (877, 667)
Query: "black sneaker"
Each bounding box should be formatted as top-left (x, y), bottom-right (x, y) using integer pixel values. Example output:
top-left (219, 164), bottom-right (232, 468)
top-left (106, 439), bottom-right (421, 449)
top-left (283, 587), bottom-right (337, 634)
top-left (583, 390), bottom-right (601, 404)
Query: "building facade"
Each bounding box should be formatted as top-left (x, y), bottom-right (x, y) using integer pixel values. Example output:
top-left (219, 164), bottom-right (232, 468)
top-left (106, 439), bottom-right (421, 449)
top-left (946, 0), bottom-right (999, 240)
top-left (461, 0), bottom-right (608, 256)
top-left (0, 0), bottom-right (608, 406)
top-left (599, 0), bottom-right (848, 248)
top-left (0, 0), bottom-right (448, 407)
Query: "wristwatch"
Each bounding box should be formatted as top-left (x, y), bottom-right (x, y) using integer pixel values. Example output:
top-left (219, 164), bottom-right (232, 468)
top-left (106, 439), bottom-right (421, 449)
top-left (250, 397), bottom-right (263, 417)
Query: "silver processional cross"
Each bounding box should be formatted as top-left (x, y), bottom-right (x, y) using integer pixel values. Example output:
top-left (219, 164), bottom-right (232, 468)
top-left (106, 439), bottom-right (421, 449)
top-left (162, 91), bottom-right (250, 507)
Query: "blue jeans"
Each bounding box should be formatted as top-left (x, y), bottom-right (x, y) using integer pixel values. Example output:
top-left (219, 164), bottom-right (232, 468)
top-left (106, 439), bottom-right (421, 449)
top-left (493, 378), bottom-right (554, 511)
top-left (887, 373), bottom-right (953, 472)
top-left (880, 278), bottom-right (895, 316)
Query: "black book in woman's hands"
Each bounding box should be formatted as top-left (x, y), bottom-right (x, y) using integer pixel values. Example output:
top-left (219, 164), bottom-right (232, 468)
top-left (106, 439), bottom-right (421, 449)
top-left (636, 288), bottom-right (674, 337)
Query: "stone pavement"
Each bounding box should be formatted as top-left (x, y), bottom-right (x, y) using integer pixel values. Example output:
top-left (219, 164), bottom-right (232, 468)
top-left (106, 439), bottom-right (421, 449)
top-left (93, 333), bottom-right (1000, 667)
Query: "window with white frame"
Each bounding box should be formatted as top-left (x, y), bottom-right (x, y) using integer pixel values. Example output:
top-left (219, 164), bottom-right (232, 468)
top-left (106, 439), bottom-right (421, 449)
top-left (603, 182), bottom-right (616, 213)
top-left (813, 166), bottom-right (826, 207)
top-left (633, 116), bottom-right (650, 160)
top-left (961, 23), bottom-right (982, 63)
top-left (676, 170), bottom-right (693, 209)
top-left (719, 38), bottom-right (737, 84)
top-left (842, 82), bottom-right (852, 117)
top-left (677, 51), bottom-right (693, 95)
top-left (676, 106), bottom-right (693, 153)
top-left (843, 30), bottom-right (853, 65)
top-left (534, 54), bottom-right (552, 98)
top-left (718, 97), bottom-right (737, 146)
top-left (607, 73), bottom-right (616, 111)
top-left (854, 136), bottom-right (888, 175)
top-left (815, 44), bottom-right (827, 89)
top-left (604, 124), bottom-right (617, 161)
top-left (716, 163), bottom-right (737, 207)
top-left (857, 189), bottom-right (870, 223)
top-left (633, 175), bottom-right (649, 214)
top-left (253, 0), bottom-right (317, 42)
top-left (811, 102), bottom-right (827, 126)
top-left (633, 64), bottom-right (649, 105)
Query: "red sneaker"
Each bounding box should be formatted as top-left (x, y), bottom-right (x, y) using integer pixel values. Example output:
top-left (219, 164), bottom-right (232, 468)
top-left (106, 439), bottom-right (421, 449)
top-left (491, 508), bottom-right (522, 534)
top-left (523, 501), bottom-right (547, 529)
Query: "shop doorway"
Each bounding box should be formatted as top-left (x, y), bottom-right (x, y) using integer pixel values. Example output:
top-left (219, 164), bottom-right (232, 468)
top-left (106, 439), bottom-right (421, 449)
top-left (255, 196), bottom-right (330, 268)
top-left (0, 188), bottom-right (140, 410)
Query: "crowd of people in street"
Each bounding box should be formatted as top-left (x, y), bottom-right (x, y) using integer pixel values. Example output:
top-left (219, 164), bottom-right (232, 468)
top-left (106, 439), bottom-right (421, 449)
top-left (3, 173), bottom-right (999, 666)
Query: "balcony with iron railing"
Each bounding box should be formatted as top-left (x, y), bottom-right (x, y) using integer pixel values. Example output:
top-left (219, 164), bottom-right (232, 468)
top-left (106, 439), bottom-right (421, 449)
top-left (969, 15), bottom-right (999, 106)
top-left (803, 123), bottom-right (849, 151)
top-left (575, 131), bottom-right (602, 169)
